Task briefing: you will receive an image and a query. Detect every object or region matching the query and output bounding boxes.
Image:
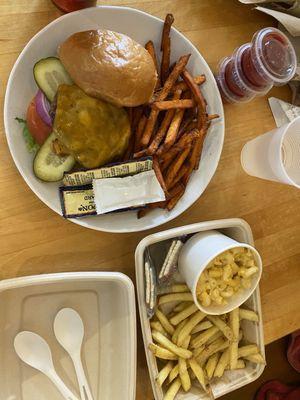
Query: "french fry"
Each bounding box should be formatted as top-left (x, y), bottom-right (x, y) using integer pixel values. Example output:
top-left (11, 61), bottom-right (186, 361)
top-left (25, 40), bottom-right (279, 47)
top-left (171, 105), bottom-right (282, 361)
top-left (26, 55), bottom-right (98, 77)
top-left (134, 114), bottom-right (147, 152)
top-left (164, 377), bottom-right (181, 400)
top-left (188, 358), bottom-right (207, 392)
top-left (150, 321), bottom-right (168, 336)
top-left (206, 315), bottom-right (233, 341)
top-left (172, 319), bottom-right (187, 344)
top-left (193, 344), bottom-right (205, 359)
top-left (168, 284), bottom-right (189, 293)
top-left (235, 359), bottom-right (246, 369)
top-left (160, 14), bottom-right (174, 84)
top-left (191, 320), bottom-right (213, 335)
top-left (191, 326), bottom-right (219, 349)
top-left (156, 361), bottom-right (173, 387)
top-left (155, 309), bottom-right (175, 335)
top-left (214, 348), bottom-right (230, 378)
top-left (206, 330), bottom-right (223, 346)
top-left (239, 308), bottom-right (259, 322)
top-left (153, 156), bottom-right (169, 196)
top-left (149, 343), bottom-right (178, 360)
top-left (244, 353), bottom-right (265, 364)
top-left (158, 110), bottom-right (186, 155)
top-left (173, 301), bottom-right (193, 313)
top-left (152, 99), bottom-right (195, 111)
top-left (205, 353), bottom-right (220, 379)
top-left (166, 187), bottom-right (185, 211)
top-left (170, 303), bottom-right (198, 326)
top-left (238, 344), bottom-right (259, 358)
top-left (159, 292), bottom-right (193, 305)
top-left (145, 40), bottom-right (160, 89)
top-left (179, 357), bottom-right (191, 392)
top-left (152, 330), bottom-right (193, 359)
top-left (173, 74), bottom-right (206, 91)
top-left (164, 145), bottom-right (191, 188)
top-left (229, 308), bottom-right (240, 369)
top-left (196, 338), bottom-right (229, 366)
top-left (177, 311), bottom-right (206, 346)
top-left (168, 363), bottom-right (179, 383)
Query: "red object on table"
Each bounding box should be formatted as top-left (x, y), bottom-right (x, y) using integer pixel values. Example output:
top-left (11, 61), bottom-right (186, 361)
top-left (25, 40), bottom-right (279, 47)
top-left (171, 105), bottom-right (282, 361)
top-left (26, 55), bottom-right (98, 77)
top-left (51, 0), bottom-right (97, 13)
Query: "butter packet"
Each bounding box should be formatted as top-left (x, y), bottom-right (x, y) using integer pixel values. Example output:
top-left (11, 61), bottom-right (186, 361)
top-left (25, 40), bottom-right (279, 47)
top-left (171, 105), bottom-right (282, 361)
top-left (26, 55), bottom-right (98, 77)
top-left (63, 157), bottom-right (153, 186)
top-left (59, 185), bottom-right (96, 218)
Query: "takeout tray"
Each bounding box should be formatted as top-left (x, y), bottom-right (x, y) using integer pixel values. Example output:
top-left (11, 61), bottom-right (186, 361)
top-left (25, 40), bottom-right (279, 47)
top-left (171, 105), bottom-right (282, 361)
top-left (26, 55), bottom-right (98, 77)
top-left (0, 272), bottom-right (136, 400)
top-left (135, 218), bottom-right (265, 399)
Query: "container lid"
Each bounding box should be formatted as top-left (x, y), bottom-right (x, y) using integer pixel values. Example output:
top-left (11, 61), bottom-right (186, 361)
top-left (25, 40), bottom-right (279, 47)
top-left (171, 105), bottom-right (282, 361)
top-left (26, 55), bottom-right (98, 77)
top-left (252, 27), bottom-right (297, 84)
top-left (234, 43), bottom-right (272, 95)
top-left (216, 57), bottom-right (254, 103)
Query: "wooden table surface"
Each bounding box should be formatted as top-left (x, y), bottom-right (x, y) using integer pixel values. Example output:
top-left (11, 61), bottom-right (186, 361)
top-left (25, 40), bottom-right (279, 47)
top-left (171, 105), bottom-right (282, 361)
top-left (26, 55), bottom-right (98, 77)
top-left (0, 1), bottom-right (300, 398)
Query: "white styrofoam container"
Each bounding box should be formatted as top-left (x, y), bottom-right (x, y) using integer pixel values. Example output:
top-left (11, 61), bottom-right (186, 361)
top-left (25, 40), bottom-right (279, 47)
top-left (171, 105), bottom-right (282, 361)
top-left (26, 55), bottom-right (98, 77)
top-left (0, 272), bottom-right (136, 400)
top-left (135, 218), bottom-right (265, 400)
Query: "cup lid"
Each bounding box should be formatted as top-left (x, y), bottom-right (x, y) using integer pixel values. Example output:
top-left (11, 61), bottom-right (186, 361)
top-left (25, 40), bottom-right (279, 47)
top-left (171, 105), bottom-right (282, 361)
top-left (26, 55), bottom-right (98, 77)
top-left (252, 27), bottom-right (297, 84)
top-left (216, 57), bottom-right (254, 103)
top-left (234, 43), bottom-right (272, 95)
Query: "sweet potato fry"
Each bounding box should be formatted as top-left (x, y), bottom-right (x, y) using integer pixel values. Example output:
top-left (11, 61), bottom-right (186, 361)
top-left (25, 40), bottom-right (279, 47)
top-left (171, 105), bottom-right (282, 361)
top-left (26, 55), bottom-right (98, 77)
top-left (165, 145), bottom-right (191, 188)
top-left (152, 99), bottom-right (195, 111)
top-left (134, 114), bottom-right (147, 152)
top-left (168, 182), bottom-right (185, 199)
top-left (132, 106), bottom-right (144, 133)
top-left (145, 40), bottom-right (160, 89)
top-left (173, 74), bottom-right (206, 92)
top-left (168, 163), bottom-right (189, 190)
top-left (153, 156), bottom-right (169, 197)
top-left (207, 113), bottom-right (219, 121)
top-left (157, 54), bottom-right (191, 102)
top-left (157, 109), bottom-right (185, 155)
top-left (166, 187), bottom-right (185, 211)
top-left (147, 90), bottom-right (182, 155)
top-left (161, 14), bottom-right (174, 84)
top-left (140, 108), bottom-right (159, 147)
top-left (181, 69), bottom-right (207, 130)
top-left (140, 54), bottom-right (190, 147)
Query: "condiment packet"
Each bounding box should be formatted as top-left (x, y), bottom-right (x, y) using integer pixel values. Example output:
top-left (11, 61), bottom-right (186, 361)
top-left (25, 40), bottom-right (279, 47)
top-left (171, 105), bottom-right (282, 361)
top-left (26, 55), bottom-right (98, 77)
top-left (144, 249), bottom-right (157, 318)
top-left (158, 239), bottom-right (184, 284)
top-left (268, 96), bottom-right (300, 126)
top-left (93, 170), bottom-right (165, 214)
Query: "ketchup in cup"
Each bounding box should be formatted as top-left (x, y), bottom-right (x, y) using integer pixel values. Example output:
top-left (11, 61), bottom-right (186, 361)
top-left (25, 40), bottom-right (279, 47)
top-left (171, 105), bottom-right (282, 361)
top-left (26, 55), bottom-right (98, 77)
top-left (216, 27), bottom-right (297, 103)
top-left (51, 0), bottom-right (97, 13)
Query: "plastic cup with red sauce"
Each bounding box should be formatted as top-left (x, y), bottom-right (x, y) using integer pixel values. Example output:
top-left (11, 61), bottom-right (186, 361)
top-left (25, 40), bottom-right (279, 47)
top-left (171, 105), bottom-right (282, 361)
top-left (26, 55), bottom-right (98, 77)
top-left (216, 27), bottom-right (297, 103)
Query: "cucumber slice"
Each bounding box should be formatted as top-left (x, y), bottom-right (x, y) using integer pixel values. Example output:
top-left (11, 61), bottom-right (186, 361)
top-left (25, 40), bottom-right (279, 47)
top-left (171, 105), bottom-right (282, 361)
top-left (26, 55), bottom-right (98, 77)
top-left (33, 57), bottom-right (72, 102)
top-left (33, 132), bottom-right (75, 182)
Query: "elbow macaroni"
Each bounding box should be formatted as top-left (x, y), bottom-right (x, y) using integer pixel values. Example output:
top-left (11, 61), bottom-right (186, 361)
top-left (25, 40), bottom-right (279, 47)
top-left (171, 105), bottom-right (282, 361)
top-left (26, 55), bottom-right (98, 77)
top-left (196, 247), bottom-right (258, 307)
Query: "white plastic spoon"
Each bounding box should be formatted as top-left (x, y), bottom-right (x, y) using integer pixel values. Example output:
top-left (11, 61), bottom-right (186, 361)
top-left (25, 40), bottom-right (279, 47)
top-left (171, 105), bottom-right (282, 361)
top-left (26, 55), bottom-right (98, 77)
top-left (54, 308), bottom-right (94, 400)
top-left (14, 331), bottom-right (79, 400)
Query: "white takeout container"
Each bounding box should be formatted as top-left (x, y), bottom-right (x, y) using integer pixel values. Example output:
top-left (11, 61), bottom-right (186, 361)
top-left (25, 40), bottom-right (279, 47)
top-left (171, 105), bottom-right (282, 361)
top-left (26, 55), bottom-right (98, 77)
top-left (4, 6), bottom-right (224, 233)
top-left (0, 272), bottom-right (136, 400)
top-left (178, 230), bottom-right (262, 315)
top-left (135, 218), bottom-right (265, 400)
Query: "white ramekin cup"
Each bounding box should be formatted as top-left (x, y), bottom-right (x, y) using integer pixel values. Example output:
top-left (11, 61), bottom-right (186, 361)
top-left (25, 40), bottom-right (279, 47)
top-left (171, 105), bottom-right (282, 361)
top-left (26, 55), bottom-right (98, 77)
top-left (178, 230), bottom-right (262, 315)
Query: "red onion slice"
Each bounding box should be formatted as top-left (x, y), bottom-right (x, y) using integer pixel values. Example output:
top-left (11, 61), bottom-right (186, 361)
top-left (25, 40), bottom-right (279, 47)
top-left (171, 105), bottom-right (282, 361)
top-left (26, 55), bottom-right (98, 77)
top-left (35, 90), bottom-right (52, 126)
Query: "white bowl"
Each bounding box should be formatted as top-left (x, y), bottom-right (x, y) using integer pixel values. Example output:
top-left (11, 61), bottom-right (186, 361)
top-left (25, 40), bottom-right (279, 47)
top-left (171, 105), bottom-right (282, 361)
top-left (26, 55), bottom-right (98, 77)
top-left (4, 6), bottom-right (224, 233)
top-left (178, 230), bottom-right (262, 314)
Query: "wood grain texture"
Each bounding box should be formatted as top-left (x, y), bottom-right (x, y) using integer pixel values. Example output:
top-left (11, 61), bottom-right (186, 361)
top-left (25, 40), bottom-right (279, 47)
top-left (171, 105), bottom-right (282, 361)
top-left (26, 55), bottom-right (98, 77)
top-left (0, 1), bottom-right (300, 398)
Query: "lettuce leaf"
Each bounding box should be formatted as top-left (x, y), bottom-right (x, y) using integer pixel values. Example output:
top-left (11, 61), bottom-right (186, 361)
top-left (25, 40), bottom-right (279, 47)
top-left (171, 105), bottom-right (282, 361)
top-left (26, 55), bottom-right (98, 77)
top-left (15, 117), bottom-right (40, 154)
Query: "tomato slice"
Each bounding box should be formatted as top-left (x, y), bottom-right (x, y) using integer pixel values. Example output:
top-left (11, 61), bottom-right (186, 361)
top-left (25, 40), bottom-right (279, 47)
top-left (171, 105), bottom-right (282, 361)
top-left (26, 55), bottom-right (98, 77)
top-left (26, 98), bottom-right (52, 145)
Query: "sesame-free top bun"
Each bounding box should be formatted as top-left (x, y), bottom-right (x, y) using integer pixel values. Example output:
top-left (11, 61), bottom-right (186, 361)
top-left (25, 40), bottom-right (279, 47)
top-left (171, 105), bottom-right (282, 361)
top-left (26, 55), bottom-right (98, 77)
top-left (58, 29), bottom-right (157, 107)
